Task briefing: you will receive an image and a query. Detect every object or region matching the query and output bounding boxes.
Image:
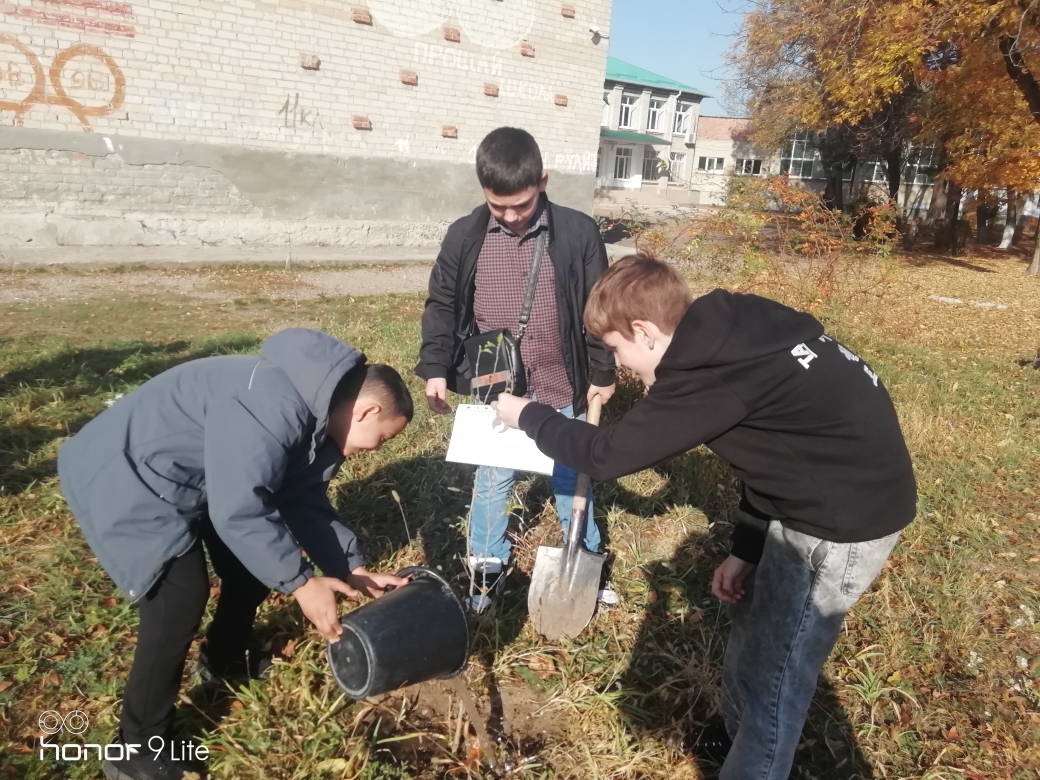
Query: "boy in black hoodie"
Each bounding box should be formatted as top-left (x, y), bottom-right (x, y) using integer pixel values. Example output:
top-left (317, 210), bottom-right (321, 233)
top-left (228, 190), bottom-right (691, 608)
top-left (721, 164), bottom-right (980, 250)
top-left (493, 255), bottom-right (916, 779)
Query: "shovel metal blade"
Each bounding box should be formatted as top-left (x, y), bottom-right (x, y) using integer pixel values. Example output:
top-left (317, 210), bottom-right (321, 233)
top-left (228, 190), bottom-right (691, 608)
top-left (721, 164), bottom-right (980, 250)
top-left (527, 544), bottom-right (605, 641)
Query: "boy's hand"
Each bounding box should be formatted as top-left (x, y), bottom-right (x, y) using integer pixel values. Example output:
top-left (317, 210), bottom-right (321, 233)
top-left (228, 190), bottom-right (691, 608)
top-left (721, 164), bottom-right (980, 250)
top-left (346, 567), bottom-right (411, 599)
top-left (491, 393), bottom-right (532, 428)
top-left (588, 383), bottom-right (616, 405)
top-left (425, 378), bottom-right (452, 415)
top-left (711, 555), bottom-right (755, 604)
top-left (292, 576), bottom-right (357, 641)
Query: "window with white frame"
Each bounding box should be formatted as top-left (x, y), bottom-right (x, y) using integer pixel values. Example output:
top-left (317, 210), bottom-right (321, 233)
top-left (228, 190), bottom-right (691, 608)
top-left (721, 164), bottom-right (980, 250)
top-left (674, 100), bottom-right (693, 134)
top-left (647, 97), bottom-right (667, 133)
top-left (905, 142), bottom-right (939, 184)
top-left (779, 131), bottom-right (818, 179)
top-left (860, 158), bottom-right (888, 184)
top-left (736, 158), bottom-right (762, 175)
top-left (614, 147), bottom-right (633, 179)
top-left (601, 91), bottom-right (611, 127)
top-left (642, 147), bottom-right (661, 180)
top-left (619, 94), bottom-right (638, 129)
top-left (669, 152), bottom-right (686, 182)
top-left (698, 156), bottom-right (725, 173)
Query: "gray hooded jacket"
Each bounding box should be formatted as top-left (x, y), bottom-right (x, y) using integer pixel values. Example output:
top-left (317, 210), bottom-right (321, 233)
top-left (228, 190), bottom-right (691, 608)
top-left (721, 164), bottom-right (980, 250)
top-left (57, 329), bottom-right (366, 602)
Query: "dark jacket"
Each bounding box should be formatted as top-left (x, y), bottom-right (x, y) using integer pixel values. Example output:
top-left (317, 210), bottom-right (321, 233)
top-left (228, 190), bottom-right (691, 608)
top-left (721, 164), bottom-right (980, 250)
top-left (518, 290), bottom-right (917, 563)
top-left (415, 196), bottom-right (616, 413)
top-left (57, 329), bottom-right (366, 602)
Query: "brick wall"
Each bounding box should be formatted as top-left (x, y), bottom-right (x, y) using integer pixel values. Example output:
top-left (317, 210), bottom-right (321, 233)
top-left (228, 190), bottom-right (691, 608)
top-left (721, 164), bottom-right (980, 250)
top-left (0, 0), bottom-right (612, 247)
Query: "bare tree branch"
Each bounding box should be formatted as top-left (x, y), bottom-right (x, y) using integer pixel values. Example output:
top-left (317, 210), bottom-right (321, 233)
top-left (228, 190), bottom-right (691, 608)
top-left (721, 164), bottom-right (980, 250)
top-left (1000, 35), bottom-right (1040, 125)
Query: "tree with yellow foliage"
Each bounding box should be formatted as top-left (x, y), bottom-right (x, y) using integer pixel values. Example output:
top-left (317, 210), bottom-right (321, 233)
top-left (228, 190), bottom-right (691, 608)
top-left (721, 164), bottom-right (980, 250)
top-left (731, 0), bottom-right (1040, 273)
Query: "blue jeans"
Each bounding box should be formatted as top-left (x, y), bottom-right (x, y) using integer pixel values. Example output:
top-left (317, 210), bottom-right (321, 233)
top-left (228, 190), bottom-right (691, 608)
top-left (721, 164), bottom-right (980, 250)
top-left (468, 405), bottom-right (600, 562)
top-left (720, 521), bottom-right (901, 780)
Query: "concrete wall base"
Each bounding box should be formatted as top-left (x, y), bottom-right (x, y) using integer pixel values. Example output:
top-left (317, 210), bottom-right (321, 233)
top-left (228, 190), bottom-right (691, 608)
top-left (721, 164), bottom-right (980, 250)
top-left (0, 214), bottom-right (448, 249)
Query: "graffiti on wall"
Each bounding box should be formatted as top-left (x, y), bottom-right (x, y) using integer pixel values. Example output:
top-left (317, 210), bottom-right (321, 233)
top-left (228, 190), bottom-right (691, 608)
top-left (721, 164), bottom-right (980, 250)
top-left (1, 0), bottom-right (136, 39)
top-left (413, 42), bottom-right (503, 78)
top-left (369, 0), bottom-right (536, 50)
top-left (0, 35), bottom-right (126, 131)
top-left (278, 93), bottom-right (326, 129)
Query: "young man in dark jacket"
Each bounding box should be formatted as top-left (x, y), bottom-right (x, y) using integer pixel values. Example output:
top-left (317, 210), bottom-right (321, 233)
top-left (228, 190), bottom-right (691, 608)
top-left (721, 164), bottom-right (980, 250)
top-left (58, 328), bottom-right (413, 780)
top-left (494, 256), bottom-right (917, 780)
top-left (416, 127), bottom-right (618, 611)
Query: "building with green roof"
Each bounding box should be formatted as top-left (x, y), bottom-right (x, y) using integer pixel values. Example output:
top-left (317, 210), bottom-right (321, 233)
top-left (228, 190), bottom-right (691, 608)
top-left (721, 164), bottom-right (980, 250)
top-left (597, 56), bottom-right (719, 203)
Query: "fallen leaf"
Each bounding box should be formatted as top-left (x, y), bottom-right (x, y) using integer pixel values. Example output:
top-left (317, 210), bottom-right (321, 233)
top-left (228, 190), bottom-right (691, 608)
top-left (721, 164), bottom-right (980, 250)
top-left (526, 655), bottom-right (555, 674)
top-left (0, 681), bottom-right (13, 692)
top-left (48, 671), bottom-right (62, 686)
top-left (946, 725), bottom-right (961, 741)
top-left (887, 670), bottom-right (902, 683)
top-left (282, 639), bottom-right (297, 659)
top-left (230, 701), bottom-right (244, 711)
top-left (104, 598), bottom-right (118, 607)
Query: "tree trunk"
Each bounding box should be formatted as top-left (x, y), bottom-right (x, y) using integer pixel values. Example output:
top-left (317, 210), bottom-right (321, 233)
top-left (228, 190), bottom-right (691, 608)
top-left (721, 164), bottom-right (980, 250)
top-left (926, 182), bottom-right (947, 226)
top-left (1030, 224), bottom-right (1040, 275)
top-left (976, 197), bottom-right (998, 245)
top-left (999, 191), bottom-right (1017, 249)
top-left (823, 165), bottom-right (845, 211)
top-left (884, 146), bottom-right (902, 201)
top-left (1014, 194), bottom-right (1031, 245)
top-left (935, 181), bottom-right (962, 249)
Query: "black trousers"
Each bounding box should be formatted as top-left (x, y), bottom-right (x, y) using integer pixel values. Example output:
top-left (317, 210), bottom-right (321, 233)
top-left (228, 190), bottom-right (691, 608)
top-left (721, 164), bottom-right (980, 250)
top-left (120, 518), bottom-right (270, 742)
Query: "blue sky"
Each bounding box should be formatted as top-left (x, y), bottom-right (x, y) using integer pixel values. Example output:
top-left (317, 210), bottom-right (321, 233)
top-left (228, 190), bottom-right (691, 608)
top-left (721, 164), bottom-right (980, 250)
top-left (608, 0), bottom-right (748, 116)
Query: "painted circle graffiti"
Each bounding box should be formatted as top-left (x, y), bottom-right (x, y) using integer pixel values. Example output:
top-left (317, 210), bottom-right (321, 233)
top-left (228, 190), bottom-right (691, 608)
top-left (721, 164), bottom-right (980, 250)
top-left (0, 36), bottom-right (125, 132)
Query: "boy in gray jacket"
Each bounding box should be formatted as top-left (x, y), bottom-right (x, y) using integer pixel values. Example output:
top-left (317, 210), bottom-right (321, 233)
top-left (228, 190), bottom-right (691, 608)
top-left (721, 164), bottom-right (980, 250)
top-left (58, 328), bottom-right (413, 780)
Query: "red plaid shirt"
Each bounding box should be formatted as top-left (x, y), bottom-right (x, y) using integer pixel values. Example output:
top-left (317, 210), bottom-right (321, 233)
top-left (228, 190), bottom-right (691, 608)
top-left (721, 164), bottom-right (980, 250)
top-left (473, 208), bottom-right (574, 410)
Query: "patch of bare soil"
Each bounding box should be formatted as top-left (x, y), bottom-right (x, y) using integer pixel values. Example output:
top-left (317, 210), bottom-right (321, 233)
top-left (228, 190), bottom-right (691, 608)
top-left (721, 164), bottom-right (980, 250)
top-left (367, 674), bottom-right (565, 773)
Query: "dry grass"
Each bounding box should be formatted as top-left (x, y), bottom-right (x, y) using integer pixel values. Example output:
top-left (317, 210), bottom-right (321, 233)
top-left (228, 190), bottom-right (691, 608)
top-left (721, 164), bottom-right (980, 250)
top-left (0, 249), bottom-right (1038, 780)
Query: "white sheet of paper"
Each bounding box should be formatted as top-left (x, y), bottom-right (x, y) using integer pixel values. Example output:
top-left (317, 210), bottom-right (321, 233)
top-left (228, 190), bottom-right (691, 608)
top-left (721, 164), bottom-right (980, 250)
top-left (445, 404), bottom-right (555, 475)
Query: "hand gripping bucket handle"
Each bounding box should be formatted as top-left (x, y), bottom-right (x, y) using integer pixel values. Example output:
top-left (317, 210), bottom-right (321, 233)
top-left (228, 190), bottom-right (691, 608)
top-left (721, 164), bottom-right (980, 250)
top-left (327, 566), bottom-right (470, 700)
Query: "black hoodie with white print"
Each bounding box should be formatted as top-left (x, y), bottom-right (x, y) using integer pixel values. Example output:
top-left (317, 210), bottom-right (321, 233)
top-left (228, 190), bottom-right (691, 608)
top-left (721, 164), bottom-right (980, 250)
top-left (518, 289), bottom-right (917, 563)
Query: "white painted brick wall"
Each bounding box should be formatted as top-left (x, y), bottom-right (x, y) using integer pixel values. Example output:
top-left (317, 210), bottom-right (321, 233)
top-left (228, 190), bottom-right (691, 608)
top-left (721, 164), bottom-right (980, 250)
top-left (1, 0), bottom-right (612, 230)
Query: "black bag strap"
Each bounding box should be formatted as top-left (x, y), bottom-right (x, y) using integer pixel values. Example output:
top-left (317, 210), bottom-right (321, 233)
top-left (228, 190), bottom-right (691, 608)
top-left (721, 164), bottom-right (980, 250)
top-left (516, 229), bottom-right (548, 340)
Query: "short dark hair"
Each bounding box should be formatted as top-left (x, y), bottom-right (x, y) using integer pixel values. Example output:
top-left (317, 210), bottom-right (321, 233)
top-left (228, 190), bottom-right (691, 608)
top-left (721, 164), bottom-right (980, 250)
top-left (331, 363), bottom-right (414, 422)
top-left (475, 127), bottom-right (544, 195)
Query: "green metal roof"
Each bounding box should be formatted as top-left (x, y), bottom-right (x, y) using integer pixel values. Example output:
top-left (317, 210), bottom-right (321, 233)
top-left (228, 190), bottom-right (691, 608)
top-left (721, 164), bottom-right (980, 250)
top-left (605, 56), bottom-right (710, 98)
top-left (600, 129), bottom-right (671, 145)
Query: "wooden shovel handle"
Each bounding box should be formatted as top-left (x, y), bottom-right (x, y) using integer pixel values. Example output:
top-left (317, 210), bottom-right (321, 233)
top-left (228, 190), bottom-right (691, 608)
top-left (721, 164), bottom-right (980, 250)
top-left (567, 395), bottom-right (603, 541)
top-left (586, 394), bottom-right (604, 427)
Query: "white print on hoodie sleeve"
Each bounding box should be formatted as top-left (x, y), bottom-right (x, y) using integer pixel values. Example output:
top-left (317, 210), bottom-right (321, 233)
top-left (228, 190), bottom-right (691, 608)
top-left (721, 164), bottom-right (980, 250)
top-left (787, 336), bottom-right (881, 387)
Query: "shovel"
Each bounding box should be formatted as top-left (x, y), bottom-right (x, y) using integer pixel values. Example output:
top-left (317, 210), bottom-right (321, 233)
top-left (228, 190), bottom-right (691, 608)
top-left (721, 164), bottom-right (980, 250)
top-left (528, 395), bottom-right (605, 641)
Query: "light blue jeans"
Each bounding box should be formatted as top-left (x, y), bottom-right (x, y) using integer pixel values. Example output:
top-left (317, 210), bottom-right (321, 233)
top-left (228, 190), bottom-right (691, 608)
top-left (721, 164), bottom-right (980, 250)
top-left (469, 404), bottom-right (600, 562)
top-left (720, 520), bottom-right (901, 779)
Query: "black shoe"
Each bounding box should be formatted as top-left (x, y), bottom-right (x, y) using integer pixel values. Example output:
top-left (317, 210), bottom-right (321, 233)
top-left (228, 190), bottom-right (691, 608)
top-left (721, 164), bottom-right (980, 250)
top-left (192, 639), bottom-right (273, 686)
top-left (102, 739), bottom-right (200, 780)
top-left (689, 719), bottom-right (733, 765)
